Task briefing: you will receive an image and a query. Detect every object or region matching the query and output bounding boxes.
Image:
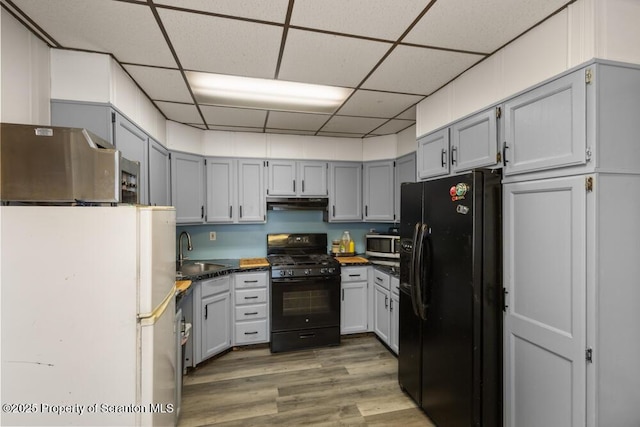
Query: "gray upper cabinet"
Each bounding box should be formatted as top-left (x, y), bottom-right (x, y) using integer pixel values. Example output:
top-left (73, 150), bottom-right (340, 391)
top-left (206, 158), bottom-right (265, 224)
top-left (503, 69), bottom-right (587, 176)
top-left (113, 112), bottom-right (149, 205)
top-left (266, 160), bottom-right (327, 197)
top-left (395, 152), bottom-right (416, 221)
top-left (417, 128), bottom-right (450, 180)
top-left (328, 162), bottom-right (362, 222)
top-left (171, 152), bottom-right (205, 224)
top-left (451, 107), bottom-right (499, 173)
top-left (363, 160), bottom-right (395, 222)
top-left (148, 138), bottom-right (171, 206)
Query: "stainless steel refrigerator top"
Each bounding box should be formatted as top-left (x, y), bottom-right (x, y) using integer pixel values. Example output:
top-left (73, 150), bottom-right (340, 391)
top-left (398, 169), bottom-right (502, 427)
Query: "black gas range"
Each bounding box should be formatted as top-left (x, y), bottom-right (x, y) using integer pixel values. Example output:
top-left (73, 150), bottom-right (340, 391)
top-left (267, 233), bottom-right (341, 353)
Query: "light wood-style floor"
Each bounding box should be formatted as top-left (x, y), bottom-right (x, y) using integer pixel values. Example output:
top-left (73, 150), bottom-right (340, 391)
top-left (178, 334), bottom-right (435, 426)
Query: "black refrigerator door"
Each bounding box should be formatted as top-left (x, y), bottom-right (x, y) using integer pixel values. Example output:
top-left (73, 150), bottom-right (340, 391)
top-left (420, 173), bottom-right (480, 427)
top-left (398, 181), bottom-right (424, 406)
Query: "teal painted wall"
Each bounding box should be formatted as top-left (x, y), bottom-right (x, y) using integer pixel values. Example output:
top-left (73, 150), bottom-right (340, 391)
top-left (176, 210), bottom-right (393, 260)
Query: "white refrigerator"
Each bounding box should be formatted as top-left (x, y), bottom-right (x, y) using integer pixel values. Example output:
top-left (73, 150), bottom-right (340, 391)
top-left (0, 205), bottom-right (177, 426)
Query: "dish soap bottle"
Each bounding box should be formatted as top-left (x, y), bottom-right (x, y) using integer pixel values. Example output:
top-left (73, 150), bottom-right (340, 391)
top-left (348, 237), bottom-right (355, 254)
top-left (340, 231), bottom-right (351, 254)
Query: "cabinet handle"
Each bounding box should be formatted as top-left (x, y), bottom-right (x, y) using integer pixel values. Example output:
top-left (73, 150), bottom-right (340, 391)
top-left (375, 277), bottom-right (383, 283)
top-left (244, 312), bottom-right (259, 316)
top-left (243, 280), bottom-right (258, 283)
top-left (385, 296), bottom-right (388, 309)
top-left (204, 305), bottom-right (208, 320)
top-left (333, 205), bottom-right (336, 217)
top-left (365, 205), bottom-right (368, 217)
top-left (451, 146), bottom-right (457, 165)
top-left (503, 142), bottom-right (509, 165)
top-left (349, 274), bottom-right (361, 277)
top-left (302, 180), bottom-right (305, 193)
top-left (390, 299), bottom-right (394, 312)
top-left (244, 331), bottom-right (259, 335)
top-left (244, 296), bottom-right (259, 300)
top-left (239, 205), bottom-right (243, 218)
top-left (201, 205), bottom-right (204, 219)
top-left (293, 180), bottom-right (296, 192)
top-left (342, 289), bottom-right (344, 301)
top-left (441, 149), bottom-right (447, 167)
top-left (229, 205), bottom-right (232, 218)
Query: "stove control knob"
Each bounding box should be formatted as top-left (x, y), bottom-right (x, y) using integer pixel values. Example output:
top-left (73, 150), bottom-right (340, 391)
top-left (328, 267), bottom-right (335, 274)
top-left (304, 269), bottom-right (311, 275)
top-left (288, 270), bottom-right (294, 276)
top-left (279, 270), bottom-right (286, 277)
top-left (320, 268), bottom-right (327, 274)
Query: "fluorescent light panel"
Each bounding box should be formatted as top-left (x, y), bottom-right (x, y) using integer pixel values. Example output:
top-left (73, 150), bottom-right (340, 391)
top-left (186, 71), bottom-right (352, 114)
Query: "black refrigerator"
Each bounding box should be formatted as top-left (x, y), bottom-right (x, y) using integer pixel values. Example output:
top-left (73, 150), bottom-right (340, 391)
top-left (398, 169), bottom-right (502, 427)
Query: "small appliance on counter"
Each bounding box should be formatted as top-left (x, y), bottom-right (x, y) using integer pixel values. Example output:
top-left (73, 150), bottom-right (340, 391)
top-left (365, 233), bottom-right (400, 268)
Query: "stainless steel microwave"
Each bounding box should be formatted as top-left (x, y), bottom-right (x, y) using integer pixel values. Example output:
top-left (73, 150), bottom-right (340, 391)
top-left (365, 234), bottom-right (400, 259)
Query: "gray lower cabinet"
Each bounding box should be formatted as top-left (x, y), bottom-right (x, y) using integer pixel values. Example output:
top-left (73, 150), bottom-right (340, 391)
top-left (328, 162), bottom-right (362, 222)
top-left (206, 158), bottom-right (265, 223)
top-left (195, 276), bottom-right (231, 363)
top-left (340, 266), bottom-right (368, 335)
top-left (148, 138), bottom-right (171, 206)
top-left (363, 160), bottom-right (395, 222)
top-left (389, 276), bottom-right (399, 355)
top-left (233, 271), bottom-right (269, 345)
top-left (372, 269), bottom-right (391, 344)
top-left (171, 152), bottom-right (205, 223)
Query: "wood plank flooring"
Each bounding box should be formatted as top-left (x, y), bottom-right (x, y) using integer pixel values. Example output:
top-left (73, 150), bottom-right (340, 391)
top-left (178, 334), bottom-right (435, 426)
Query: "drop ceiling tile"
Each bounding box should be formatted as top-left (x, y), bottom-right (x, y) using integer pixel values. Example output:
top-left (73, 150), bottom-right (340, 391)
top-left (11, 0), bottom-right (176, 67)
top-left (156, 101), bottom-right (203, 124)
top-left (321, 116), bottom-right (387, 135)
top-left (154, 0), bottom-right (290, 23)
top-left (371, 119), bottom-right (416, 135)
top-left (338, 90), bottom-right (423, 118)
top-left (290, 0), bottom-right (428, 40)
top-left (123, 65), bottom-right (192, 103)
top-left (362, 45), bottom-right (483, 95)
top-left (201, 105), bottom-right (267, 128)
top-left (266, 111), bottom-right (330, 132)
top-left (278, 29), bottom-right (391, 87)
top-left (158, 8), bottom-right (282, 78)
top-left (405, 0), bottom-right (570, 53)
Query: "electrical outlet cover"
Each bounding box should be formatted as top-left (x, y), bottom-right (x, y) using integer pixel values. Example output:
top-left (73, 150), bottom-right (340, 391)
top-left (209, 232), bottom-right (216, 241)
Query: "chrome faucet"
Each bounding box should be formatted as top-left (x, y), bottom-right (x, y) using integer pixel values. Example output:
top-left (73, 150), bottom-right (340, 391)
top-left (178, 231), bottom-right (193, 264)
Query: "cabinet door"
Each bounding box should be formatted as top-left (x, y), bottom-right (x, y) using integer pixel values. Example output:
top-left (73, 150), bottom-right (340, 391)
top-left (390, 289), bottom-right (399, 354)
top-left (201, 292), bottom-right (231, 360)
top-left (298, 161), bottom-right (328, 196)
top-left (114, 112), bottom-right (149, 205)
top-left (267, 160), bottom-right (296, 196)
top-left (148, 138), bottom-right (171, 206)
top-left (451, 107), bottom-right (498, 173)
top-left (503, 70), bottom-right (587, 175)
top-left (417, 128), bottom-right (449, 180)
top-left (206, 158), bottom-right (235, 223)
top-left (363, 160), bottom-right (395, 222)
top-left (503, 176), bottom-right (586, 427)
top-left (238, 159), bottom-right (265, 223)
top-left (341, 281), bottom-right (368, 334)
top-left (373, 284), bottom-right (390, 343)
top-left (171, 152), bottom-right (205, 223)
top-left (395, 152), bottom-right (416, 221)
top-left (328, 162), bottom-right (362, 221)
top-left (51, 101), bottom-right (113, 143)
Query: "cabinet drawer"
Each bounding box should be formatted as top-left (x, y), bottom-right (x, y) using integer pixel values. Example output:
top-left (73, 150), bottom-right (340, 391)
top-left (234, 271), bottom-right (268, 289)
top-left (391, 276), bottom-right (400, 295)
top-left (373, 269), bottom-right (390, 290)
top-left (235, 320), bottom-right (268, 344)
top-left (201, 276), bottom-right (231, 298)
top-left (235, 288), bottom-right (267, 304)
top-left (341, 266), bottom-right (368, 282)
top-left (235, 303), bottom-right (267, 321)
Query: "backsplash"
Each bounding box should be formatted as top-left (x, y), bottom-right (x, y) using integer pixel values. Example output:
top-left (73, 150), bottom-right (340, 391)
top-left (176, 210), bottom-right (394, 260)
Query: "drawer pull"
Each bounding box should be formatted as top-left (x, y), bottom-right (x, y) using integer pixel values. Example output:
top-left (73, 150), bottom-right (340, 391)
top-left (375, 277), bottom-right (383, 282)
top-left (244, 331), bottom-right (259, 335)
top-left (244, 296), bottom-right (259, 300)
top-left (243, 280), bottom-right (259, 283)
top-left (349, 274), bottom-right (361, 277)
top-left (244, 312), bottom-right (259, 316)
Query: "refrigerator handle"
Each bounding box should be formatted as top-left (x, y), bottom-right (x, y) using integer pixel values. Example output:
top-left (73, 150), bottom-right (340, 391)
top-left (409, 223), bottom-right (421, 317)
top-left (415, 223), bottom-right (429, 321)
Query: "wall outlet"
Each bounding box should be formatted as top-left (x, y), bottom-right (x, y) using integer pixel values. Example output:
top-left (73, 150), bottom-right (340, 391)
top-left (209, 232), bottom-right (216, 241)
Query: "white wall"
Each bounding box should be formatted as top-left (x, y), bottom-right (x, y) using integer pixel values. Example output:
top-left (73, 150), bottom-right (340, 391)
top-left (1, 8), bottom-right (50, 125)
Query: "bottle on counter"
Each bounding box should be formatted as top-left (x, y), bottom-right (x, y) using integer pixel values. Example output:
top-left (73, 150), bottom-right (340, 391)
top-left (340, 231), bottom-right (351, 254)
top-left (348, 238), bottom-right (355, 254)
top-left (331, 240), bottom-right (340, 255)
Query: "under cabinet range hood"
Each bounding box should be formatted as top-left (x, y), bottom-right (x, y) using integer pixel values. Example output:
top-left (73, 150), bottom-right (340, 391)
top-left (266, 197), bottom-right (329, 211)
top-left (0, 123), bottom-right (139, 204)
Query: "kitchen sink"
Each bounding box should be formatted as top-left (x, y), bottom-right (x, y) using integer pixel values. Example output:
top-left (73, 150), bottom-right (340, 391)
top-left (177, 261), bottom-right (227, 277)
